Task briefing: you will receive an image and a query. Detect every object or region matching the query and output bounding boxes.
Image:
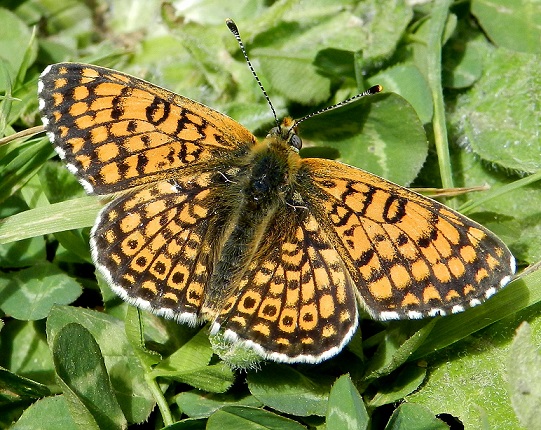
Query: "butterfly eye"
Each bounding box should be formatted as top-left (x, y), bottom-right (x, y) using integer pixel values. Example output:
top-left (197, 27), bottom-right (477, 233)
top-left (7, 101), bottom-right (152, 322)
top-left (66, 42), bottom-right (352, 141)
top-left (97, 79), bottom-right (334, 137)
top-left (289, 134), bottom-right (302, 150)
top-left (267, 126), bottom-right (280, 138)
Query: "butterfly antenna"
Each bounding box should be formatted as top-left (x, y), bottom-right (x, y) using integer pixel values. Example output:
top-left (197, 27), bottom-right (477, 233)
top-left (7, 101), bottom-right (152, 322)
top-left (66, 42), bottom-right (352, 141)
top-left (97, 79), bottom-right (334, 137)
top-left (226, 19), bottom-right (280, 128)
top-left (291, 85), bottom-right (383, 131)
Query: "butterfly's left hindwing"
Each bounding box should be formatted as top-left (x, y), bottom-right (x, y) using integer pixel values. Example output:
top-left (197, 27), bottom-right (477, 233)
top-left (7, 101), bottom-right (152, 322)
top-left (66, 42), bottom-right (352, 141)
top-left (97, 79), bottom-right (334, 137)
top-left (90, 170), bottom-right (231, 325)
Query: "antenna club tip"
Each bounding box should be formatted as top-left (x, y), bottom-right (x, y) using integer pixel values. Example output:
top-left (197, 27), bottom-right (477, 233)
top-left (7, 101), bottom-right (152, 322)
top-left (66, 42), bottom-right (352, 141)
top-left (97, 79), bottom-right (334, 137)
top-left (226, 19), bottom-right (239, 34)
top-left (369, 84), bottom-right (383, 94)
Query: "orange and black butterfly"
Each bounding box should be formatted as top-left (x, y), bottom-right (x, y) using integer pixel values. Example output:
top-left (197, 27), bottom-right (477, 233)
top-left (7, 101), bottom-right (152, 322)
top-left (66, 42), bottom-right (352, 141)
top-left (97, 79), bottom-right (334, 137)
top-left (37, 24), bottom-right (514, 364)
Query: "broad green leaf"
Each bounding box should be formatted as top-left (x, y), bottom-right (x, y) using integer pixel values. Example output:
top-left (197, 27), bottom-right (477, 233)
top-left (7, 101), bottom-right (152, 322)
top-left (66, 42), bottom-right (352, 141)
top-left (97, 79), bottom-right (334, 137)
top-left (452, 149), bottom-right (540, 265)
top-left (472, 0), bottom-right (541, 54)
top-left (11, 395), bottom-right (78, 430)
top-left (247, 364), bottom-right (331, 416)
top-left (207, 405), bottom-right (305, 430)
top-left (52, 323), bottom-right (127, 430)
top-left (367, 64), bottom-right (433, 124)
top-left (385, 403), bottom-right (449, 430)
top-left (150, 329), bottom-right (235, 393)
top-left (410, 266), bottom-right (540, 360)
top-left (124, 306), bottom-right (162, 369)
top-left (155, 329), bottom-right (213, 372)
top-left (0, 366), bottom-right (50, 404)
top-left (38, 160), bottom-right (87, 204)
top-left (162, 417), bottom-right (207, 429)
top-left (407, 306), bottom-right (541, 429)
top-left (46, 306), bottom-right (155, 424)
top-left (176, 390), bottom-right (262, 419)
top-left (286, 0), bottom-right (413, 63)
top-left (300, 92), bottom-right (428, 186)
top-left (367, 364), bottom-right (426, 408)
top-left (450, 46), bottom-right (541, 173)
top-left (363, 319), bottom-right (436, 381)
top-left (151, 362), bottom-right (235, 394)
top-left (507, 322), bottom-right (541, 429)
top-left (257, 49), bottom-right (331, 105)
top-left (442, 20), bottom-right (485, 89)
top-left (0, 320), bottom-right (55, 385)
top-left (0, 262), bottom-right (82, 320)
top-left (326, 374), bottom-right (369, 430)
top-left (168, 0), bottom-right (265, 26)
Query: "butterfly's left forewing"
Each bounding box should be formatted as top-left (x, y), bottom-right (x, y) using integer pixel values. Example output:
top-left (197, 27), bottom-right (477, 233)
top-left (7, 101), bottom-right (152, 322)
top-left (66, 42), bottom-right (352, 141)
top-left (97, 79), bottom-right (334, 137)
top-left (300, 158), bottom-right (515, 320)
top-left (38, 63), bottom-right (257, 195)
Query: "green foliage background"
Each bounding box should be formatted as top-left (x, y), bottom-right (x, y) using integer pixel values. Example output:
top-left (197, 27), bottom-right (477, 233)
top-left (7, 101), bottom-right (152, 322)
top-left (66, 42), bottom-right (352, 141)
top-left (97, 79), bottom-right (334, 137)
top-left (1, 0), bottom-right (541, 429)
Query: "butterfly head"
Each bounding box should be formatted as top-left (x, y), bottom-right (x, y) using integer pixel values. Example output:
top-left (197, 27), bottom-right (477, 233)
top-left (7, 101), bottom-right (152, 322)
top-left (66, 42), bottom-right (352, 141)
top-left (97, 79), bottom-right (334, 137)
top-left (267, 117), bottom-right (303, 151)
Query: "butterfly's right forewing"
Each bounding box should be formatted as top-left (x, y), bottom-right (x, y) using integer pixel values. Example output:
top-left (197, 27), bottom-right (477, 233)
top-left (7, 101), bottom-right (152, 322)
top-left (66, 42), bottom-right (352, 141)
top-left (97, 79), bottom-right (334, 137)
top-left (301, 158), bottom-right (515, 320)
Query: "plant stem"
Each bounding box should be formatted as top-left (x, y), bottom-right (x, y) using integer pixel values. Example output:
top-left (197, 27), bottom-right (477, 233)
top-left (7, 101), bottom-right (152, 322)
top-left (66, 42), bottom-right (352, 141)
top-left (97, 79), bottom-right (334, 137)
top-left (427, 0), bottom-right (454, 191)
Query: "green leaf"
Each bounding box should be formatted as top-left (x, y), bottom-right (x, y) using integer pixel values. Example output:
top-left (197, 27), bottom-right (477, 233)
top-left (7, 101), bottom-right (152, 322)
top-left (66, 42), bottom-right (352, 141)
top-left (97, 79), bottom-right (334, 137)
top-left (385, 403), bottom-right (449, 430)
top-left (46, 306), bottom-right (156, 424)
top-left (367, 363), bottom-right (426, 408)
top-left (0, 196), bottom-right (99, 244)
top-left (0, 366), bottom-right (50, 404)
top-left (407, 306), bottom-right (541, 429)
top-left (150, 329), bottom-right (235, 393)
top-left (442, 20), bottom-right (484, 89)
top-left (451, 149), bottom-right (539, 265)
top-left (472, 0), bottom-right (541, 54)
top-left (0, 137), bottom-right (54, 206)
top-left (0, 320), bottom-right (55, 386)
top-left (257, 49), bottom-right (331, 105)
top-left (124, 306), bottom-right (162, 369)
top-left (152, 362), bottom-right (235, 394)
top-left (300, 92), bottom-right (428, 186)
top-left (326, 374), bottom-right (369, 430)
top-left (162, 417), bottom-right (207, 429)
top-left (155, 329), bottom-right (213, 371)
top-left (175, 390), bottom-right (262, 419)
top-left (283, 0), bottom-right (413, 64)
top-left (247, 363), bottom-right (331, 416)
top-left (206, 405), bottom-right (306, 430)
top-left (367, 65), bottom-right (432, 124)
top-left (0, 8), bottom-right (37, 92)
top-left (363, 319), bottom-right (436, 381)
top-left (52, 323), bottom-right (127, 430)
top-left (0, 196), bottom-right (46, 267)
top-left (38, 160), bottom-right (87, 204)
top-left (507, 322), bottom-right (541, 429)
top-left (11, 395), bottom-right (78, 430)
top-left (450, 46), bottom-right (541, 173)
top-left (0, 262), bottom-right (82, 320)
top-left (410, 270), bottom-right (540, 360)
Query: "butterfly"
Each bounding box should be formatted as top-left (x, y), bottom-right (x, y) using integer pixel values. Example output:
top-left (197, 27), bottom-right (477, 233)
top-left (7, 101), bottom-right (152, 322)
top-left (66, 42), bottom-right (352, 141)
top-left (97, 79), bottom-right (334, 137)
top-left (37, 26), bottom-right (515, 364)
